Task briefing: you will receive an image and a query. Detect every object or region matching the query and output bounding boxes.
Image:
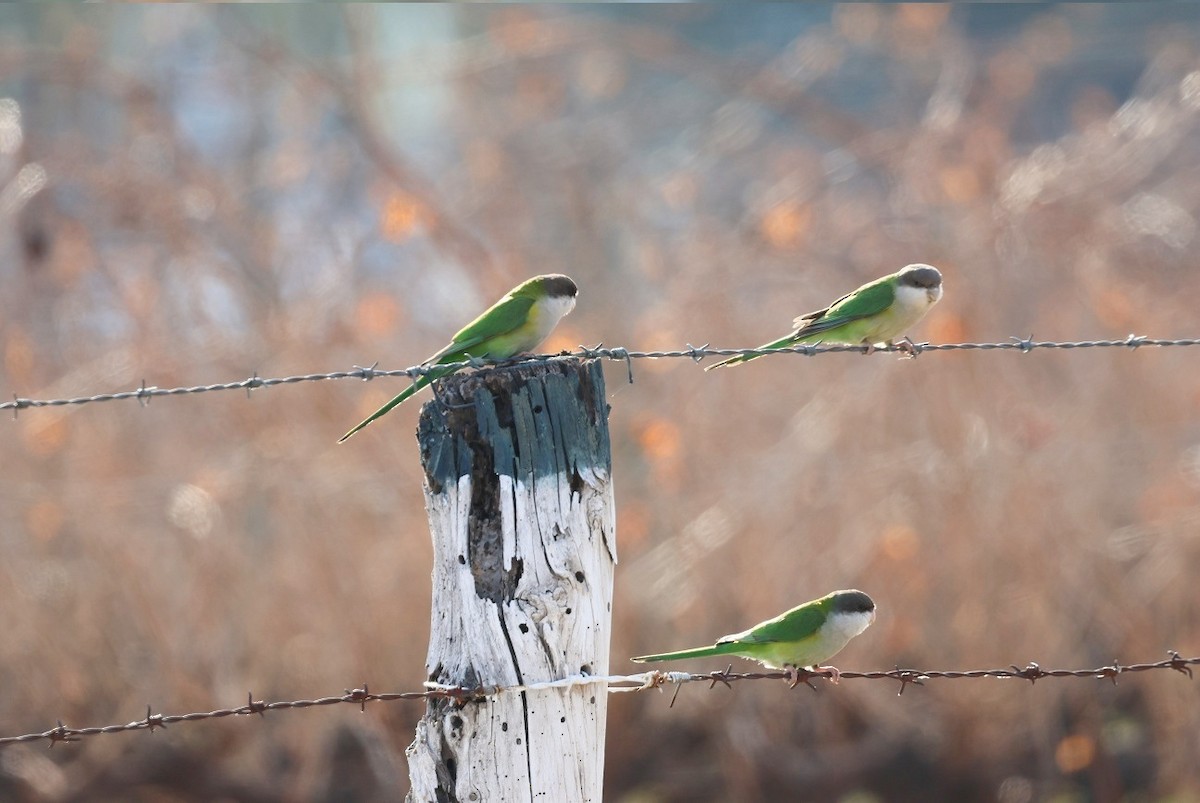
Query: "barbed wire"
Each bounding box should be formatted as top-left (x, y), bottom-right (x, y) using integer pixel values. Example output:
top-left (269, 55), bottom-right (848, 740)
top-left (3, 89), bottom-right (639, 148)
top-left (4, 334), bottom-right (1199, 414)
top-left (0, 685), bottom-right (471, 749)
top-left (2, 652), bottom-right (1193, 749)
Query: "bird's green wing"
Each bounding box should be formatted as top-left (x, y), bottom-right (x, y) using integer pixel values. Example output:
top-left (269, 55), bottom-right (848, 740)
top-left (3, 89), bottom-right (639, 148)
top-left (708, 275), bottom-right (899, 370)
top-left (792, 278), bottom-right (895, 337)
top-left (339, 291), bottom-right (542, 443)
top-left (426, 293), bottom-right (538, 364)
top-left (724, 603), bottom-right (826, 646)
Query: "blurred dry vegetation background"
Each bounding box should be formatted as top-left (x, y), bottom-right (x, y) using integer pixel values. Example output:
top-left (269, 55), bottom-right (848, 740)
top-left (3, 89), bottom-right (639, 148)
top-left (2, 4), bottom-right (1200, 802)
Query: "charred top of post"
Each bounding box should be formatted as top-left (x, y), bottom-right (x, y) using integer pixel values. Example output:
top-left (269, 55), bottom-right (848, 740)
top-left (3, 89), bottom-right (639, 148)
top-left (417, 357), bottom-right (611, 495)
top-left (418, 357), bottom-right (610, 604)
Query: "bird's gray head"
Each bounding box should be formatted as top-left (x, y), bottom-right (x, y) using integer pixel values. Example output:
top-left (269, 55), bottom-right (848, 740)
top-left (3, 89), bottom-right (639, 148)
top-left (532, 274), bottom-right (578, 300)
top-left (897, 264), bottom-right (942, 290)
top-left (829, 590), bottom-right (876, 616)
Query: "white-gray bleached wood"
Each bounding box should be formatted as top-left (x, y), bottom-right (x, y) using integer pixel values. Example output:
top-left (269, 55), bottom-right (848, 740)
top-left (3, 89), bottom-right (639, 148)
top-left (406, 358), bottom-right (616, 803)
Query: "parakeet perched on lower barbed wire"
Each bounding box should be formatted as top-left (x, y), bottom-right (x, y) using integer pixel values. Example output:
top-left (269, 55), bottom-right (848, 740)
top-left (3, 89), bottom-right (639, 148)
top-left (706, 264), bottom-right (942, 369)
top-left (339, 274), bottom-right (578, 443)
top-left (631, 589), bottom-right (876, 685)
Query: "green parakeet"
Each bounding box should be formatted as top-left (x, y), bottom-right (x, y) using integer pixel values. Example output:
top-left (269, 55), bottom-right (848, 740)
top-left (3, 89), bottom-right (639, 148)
top-left (339, 274), bottom-right (578, 442)
top-left (632, 589), bottom-right (876, 684)
top-left (707, 264), bottom-right (942, 368)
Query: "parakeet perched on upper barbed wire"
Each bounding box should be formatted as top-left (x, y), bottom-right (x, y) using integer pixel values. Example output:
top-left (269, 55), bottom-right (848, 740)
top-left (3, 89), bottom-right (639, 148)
top-left (706, 264), bottom-right (942, 368)
top-left (339, 274), bottom-right (578, 442)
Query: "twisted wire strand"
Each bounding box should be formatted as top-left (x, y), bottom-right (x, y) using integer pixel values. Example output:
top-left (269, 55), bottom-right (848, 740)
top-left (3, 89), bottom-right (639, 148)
top-left (5, 335), bottom-right (1197, 413)
top-left (2, 652), bottom-right (1193, 748)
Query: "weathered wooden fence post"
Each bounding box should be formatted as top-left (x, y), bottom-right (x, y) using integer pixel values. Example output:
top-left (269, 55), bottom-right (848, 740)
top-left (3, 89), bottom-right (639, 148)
top-left (405, 357), bottom-right (616, 803)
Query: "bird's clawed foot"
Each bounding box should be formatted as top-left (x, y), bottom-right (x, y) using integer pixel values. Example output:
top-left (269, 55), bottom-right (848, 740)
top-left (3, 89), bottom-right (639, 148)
top-left (893, 337), bottom-right (919, 359)
top-left (817, 664), bottom-right (842, 684)
top-left (784, 666), bottom-right (802, 688)
top-left (786, 665), bottom-right (842, 685)
top-left (783, 666), bottom-right (818, 690)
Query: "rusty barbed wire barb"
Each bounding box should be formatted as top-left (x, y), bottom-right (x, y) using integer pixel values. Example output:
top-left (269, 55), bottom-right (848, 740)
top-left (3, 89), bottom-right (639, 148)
top-left (48, 721), bottom-right (79, 748)
top-left (5, 335), bottom-right (1200, 414)
top-left (893, 668), bottom-right (927, 695)
top-left (709, 666), bottom-right (736, 691)
top-left (353, 362), bottom-right (381, 381)
top-left (611, 346), bottom-right (634, 384)
top-left (1166, 650), bottom-right (1194, 678)
top-left (246, 692), bottom-right (267, 718)
top-left (1, 654), bottom-right (1195, 748)
top-left (638, 670), bottom-right (664, 692)
top-left (1013, 662), bottom-right (1044, 683)
top-left (142, 706), bottom-right (167, 734)
top-left (246, 371), bottom-right (262, 398)
top-left (346, 684), bottom-right (370, 712)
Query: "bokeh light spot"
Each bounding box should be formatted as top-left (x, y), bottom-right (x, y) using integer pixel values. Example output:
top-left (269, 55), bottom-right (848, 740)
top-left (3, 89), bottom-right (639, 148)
top-left (381, 192), bottom-right (429, 243)
top-left (1054, 734), bottom-right (1096, 774)
top-left (760, 201), bottom-right (812, 249)
top-left (356, 293), bottom-right (402, 339)
top-left (26, 498), bottom-right (64, 543)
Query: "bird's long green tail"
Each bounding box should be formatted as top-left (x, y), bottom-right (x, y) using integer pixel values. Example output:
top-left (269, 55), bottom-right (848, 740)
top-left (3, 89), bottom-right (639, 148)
top-left (338, 364), bottom-right (456, 442)
top-left (631, 641), bottom-right (744, 663)
top-left (705, 332), bottom-right (802, 370)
